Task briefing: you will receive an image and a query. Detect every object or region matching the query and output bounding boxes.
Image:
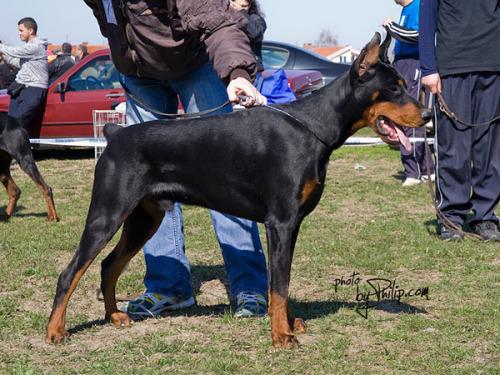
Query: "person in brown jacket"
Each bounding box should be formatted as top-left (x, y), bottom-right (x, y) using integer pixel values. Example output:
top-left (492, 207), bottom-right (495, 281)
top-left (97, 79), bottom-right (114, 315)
top-left (84, 0), bottom-right (269, 318)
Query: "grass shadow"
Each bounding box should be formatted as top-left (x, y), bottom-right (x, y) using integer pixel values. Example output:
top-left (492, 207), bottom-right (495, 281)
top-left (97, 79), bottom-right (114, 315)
top-left (0, 205), bottom-right (49, 221)
top-left (391, 170), bottom-right (405, 182)
top-left (290, 298), bottom-right (427, 320)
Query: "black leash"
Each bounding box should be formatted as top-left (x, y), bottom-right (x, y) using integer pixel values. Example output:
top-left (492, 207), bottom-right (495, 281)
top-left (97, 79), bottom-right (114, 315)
top-left (121, 80), bottom-right (233, 118)
top-left (122, 80), bottom-right (331, 147)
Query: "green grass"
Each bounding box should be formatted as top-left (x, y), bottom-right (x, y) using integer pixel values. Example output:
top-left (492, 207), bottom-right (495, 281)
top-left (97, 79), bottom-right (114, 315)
top-left (0, 147), bottom-right (498, 374)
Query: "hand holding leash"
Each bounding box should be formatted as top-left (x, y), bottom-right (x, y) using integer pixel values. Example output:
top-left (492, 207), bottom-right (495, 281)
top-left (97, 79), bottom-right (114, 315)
top-left (227, 77), bottom-right (267, 107)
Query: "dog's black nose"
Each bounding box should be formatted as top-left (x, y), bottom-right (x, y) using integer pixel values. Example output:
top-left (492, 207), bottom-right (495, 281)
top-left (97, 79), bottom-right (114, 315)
top-left (421, 108), bottom-right (432, 123)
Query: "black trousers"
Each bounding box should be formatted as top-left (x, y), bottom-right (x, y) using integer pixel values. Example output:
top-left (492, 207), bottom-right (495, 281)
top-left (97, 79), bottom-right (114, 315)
top-left (394, 58), bottom-right (435, 179)
top-left (8, 85), bottom-right (47, 128)
top-left (435, 72), bottom-right (500, 226)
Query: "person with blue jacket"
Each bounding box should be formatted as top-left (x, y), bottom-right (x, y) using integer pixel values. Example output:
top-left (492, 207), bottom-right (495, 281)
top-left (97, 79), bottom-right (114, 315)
top-left (384, 0), bottom-right (435, 187)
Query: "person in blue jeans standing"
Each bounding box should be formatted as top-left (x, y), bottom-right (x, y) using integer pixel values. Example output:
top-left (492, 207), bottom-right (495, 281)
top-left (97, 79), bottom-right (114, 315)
top-left (84, 0), bottom-right (269, 317)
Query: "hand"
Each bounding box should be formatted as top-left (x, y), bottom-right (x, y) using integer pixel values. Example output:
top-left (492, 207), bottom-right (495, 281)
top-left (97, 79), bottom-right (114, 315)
top-left (227, 77), bottom-right (267, 107)
top-left (382, 18), bottom-right (393, 26)
top-left (229, 0), bottom-right (249, 12)
top-left (422, 73), bottom-right (441, 94)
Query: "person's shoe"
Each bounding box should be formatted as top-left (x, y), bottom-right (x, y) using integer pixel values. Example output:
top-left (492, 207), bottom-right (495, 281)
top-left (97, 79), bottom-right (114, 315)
top-left (471, 221), bottom-right (500, 242)
top-left (439, 225), bottom-right (464, 241)
top-left (402, 177), bottom-right (422, 187)
top-left (421, 173), bottom-right (435, 182)
top-left (233, 291), bottom-right (267, 318)
top-left (120, 292), bottom-right (195, 319)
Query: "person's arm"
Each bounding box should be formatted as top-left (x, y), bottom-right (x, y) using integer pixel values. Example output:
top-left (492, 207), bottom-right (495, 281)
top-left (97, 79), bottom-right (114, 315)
top-left (419, 0), bottom-right (440, 93)
top-left (83, 0), bottom-right (109, 38)
top-left (384, 22), bottom-right (419, 44)
top-left (177, 0), bottom-right (265, 105)
top-left (0, 44), bottom-right (23, 68)
top-left (0, 42), bottom-right (42, 62)
top-left (177, 0), bottom-right (256, 82)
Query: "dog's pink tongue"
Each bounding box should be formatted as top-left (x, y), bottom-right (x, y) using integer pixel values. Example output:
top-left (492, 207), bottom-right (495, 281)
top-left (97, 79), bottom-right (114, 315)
top-left (395, 127), bottom-right (412, 152)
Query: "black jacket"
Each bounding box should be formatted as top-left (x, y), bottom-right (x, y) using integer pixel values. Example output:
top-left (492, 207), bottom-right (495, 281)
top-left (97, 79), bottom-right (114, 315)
top-left (420, 0), bottom-right (500, 77)
top-left (0, 63), bottom-right (18, 89)
top-left (48, 54), bottom-right (75, 83)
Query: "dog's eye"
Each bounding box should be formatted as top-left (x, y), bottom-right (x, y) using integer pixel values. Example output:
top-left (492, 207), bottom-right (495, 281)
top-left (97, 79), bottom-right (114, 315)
top-left (387, 85), bottom-right (400, 94)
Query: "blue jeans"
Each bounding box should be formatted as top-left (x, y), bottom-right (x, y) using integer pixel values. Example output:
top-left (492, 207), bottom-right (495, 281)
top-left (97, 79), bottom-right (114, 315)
top-left (121, 63), bottom-right (268, 299)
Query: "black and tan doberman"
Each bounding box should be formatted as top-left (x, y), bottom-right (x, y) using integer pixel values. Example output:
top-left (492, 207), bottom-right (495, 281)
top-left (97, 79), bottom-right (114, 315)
top-left (46, 34), bottom-right (430, 348)
top-left (0, 113), bottom-right (58, 221)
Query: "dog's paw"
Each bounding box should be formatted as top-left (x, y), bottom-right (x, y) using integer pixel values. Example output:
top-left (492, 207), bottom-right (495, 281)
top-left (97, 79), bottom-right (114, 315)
top-left (109, 312), bottom-right (132, 328)
top-left (45, 328), bottom-right (69, 345)
top-left (272, 333), bottom-right (299, 349)
top-left (47, 213), bottom-right (59, 222)
top-left (291, 317), bottom-right (307, 334)
top-left (0, 213), bottom-right (10, 222)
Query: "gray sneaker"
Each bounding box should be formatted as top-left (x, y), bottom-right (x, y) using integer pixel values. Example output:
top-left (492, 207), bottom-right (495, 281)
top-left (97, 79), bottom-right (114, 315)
top-left (233, 291), bottom-right (267, 318)
top-left (439, 225), bottom-right (464, 241)
top-left (472, 221), bottom-right (500, 242)
top-left (120, 292), bottom-right (195, 318)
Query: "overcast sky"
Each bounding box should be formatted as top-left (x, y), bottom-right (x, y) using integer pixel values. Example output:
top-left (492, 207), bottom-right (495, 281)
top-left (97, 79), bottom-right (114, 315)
top-left (0, 0), bottom-right (401, 49)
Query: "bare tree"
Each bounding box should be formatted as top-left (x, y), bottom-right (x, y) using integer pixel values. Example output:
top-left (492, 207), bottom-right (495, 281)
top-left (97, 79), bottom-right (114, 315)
top-left (315, 29), bottom-right (338, 47)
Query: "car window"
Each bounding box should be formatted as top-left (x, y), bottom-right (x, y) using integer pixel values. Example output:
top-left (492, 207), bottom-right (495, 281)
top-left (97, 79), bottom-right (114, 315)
top-left (66, 55), bottom-right (120, 91)
top-left (261, 47), bottom-right (290, 69)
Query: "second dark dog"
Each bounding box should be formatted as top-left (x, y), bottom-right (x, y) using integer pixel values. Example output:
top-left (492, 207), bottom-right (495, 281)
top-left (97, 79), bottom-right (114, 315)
top-left (0, 113), bottom-right (58, 221)
top-left (46, 34), bottom-right (431, 348)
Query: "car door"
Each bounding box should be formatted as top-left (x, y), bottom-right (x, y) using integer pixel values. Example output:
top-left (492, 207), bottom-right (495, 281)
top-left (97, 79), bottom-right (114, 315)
top-left (41, 54), bottom-right (125, 138)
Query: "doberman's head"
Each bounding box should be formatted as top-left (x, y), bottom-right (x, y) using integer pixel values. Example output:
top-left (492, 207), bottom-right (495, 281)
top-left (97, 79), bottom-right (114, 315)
top-left (348, 33), bottom-right (432, 151)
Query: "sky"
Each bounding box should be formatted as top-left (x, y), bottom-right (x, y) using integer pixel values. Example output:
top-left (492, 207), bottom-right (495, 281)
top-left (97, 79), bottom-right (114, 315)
top-left (0, 0), bottom-right (401, 50)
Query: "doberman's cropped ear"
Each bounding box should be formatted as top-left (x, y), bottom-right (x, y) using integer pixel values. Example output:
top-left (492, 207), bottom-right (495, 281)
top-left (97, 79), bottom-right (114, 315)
top-left (352, 33), bottom-right (381, 79)
top-left (379, 29), bottom-right (392, 64)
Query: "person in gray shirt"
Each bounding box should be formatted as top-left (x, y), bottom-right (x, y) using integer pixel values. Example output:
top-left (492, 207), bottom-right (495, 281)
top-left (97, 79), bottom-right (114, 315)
top-left (0, 17), bottom-right (48, 128)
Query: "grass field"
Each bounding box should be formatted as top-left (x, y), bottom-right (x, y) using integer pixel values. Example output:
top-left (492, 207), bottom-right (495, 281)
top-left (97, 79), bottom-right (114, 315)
top-left (0, 146), bottom-right (498, 374)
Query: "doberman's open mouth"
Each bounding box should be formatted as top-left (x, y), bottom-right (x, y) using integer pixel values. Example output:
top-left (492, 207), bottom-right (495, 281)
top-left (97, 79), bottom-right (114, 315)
top-left (376, 116), bottom-right (412, 152)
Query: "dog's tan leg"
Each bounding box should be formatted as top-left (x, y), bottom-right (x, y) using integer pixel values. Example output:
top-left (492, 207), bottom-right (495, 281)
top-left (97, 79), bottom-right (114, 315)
top-left (46, 260), bottom-right (92, 344)
top-left (0, 173), bottom-right (21, 219)
top-left (101, 200), bottom-right (164, 326)
top-left (266, 222), bottom-right (301, 349)
top-left (34, 180), bottom-right (58, 222)
top-left (269, 291), bottom-right (298, 348)
top-left (13, 150), bottom-right (58, 221)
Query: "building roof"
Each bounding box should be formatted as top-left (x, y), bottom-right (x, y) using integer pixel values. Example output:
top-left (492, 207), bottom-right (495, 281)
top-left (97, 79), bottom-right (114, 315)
top-left (303, 44), bottom-right (360, 59)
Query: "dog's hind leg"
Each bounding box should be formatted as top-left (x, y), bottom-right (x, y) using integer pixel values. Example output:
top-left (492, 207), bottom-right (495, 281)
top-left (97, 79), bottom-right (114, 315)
top-left (45, 192), bottom-right (138, 344)
top-left (266, 220), bottom-right (302, 349)
top-left (15, 152), bottom-right (58, 222)
top-left (100, 199), bottom-right (164, 327)
top-left (0, 152), bottom-right (20, 220)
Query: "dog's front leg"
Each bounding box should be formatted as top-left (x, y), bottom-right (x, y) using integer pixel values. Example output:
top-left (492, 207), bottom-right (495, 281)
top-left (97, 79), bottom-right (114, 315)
top-left (0, 173), bottom-right (21, 219)
top-left (266, 221), bottom-right (300, 349)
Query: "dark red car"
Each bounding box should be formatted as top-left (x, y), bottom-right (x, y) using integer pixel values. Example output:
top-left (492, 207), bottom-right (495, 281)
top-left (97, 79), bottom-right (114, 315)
top-left (0, 49), bottom-right (323, 140)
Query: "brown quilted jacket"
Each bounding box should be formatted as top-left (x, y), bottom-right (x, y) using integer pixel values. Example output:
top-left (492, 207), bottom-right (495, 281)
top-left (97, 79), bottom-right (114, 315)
top-left (83, 0), bottom-right (256, 82)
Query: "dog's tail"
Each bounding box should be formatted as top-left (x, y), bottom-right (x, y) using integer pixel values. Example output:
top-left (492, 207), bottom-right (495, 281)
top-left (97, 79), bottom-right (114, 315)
top-left (103, 123), bottom-right (122, 141)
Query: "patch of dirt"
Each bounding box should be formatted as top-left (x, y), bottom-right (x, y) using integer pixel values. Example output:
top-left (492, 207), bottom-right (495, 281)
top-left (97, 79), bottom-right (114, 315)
top-left (196, 279), bottom-right (229, 306)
